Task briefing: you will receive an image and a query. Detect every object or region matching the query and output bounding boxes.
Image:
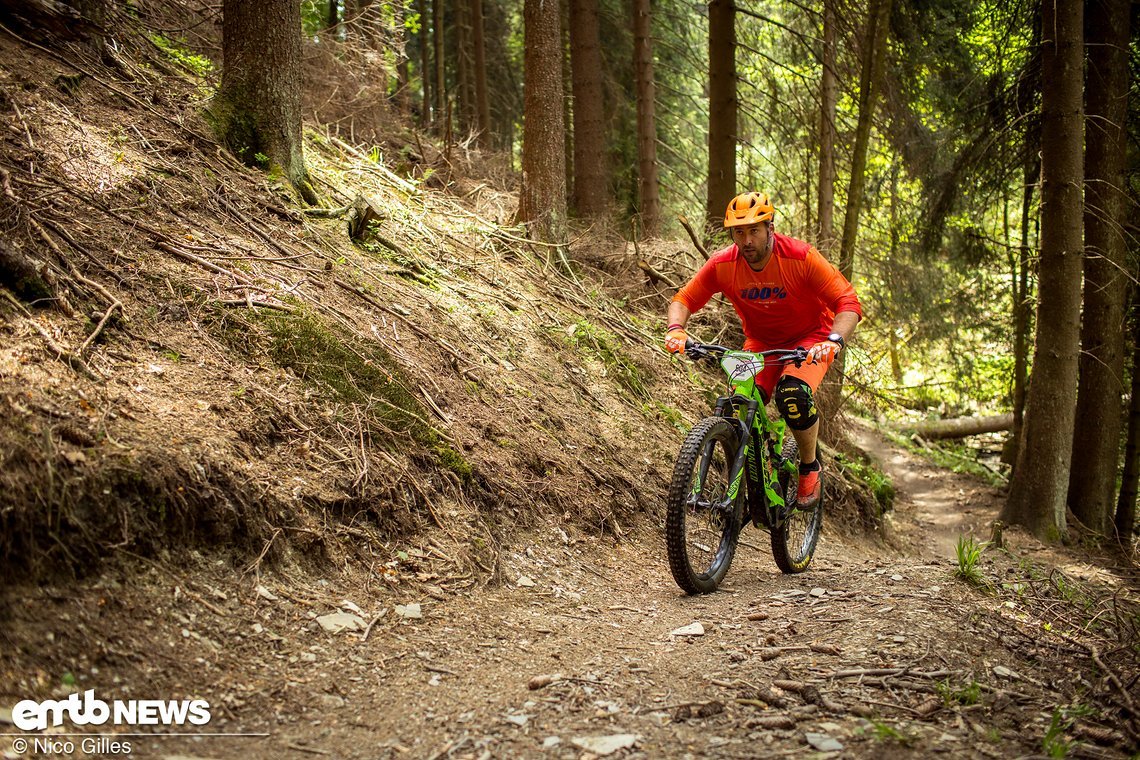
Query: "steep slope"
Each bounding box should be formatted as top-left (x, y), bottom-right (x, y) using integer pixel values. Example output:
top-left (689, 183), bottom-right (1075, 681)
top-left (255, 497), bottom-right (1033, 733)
top-left (0, 20), bottom-right (888, 583)
top-left (0, 29), bottom-right (664, 578)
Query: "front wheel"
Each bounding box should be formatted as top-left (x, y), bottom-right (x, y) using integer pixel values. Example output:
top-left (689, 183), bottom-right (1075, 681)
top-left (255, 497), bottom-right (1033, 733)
top-left (771, 436), bottom-right (824, 574)
top-left (665, 417), bottom-right (744, 594)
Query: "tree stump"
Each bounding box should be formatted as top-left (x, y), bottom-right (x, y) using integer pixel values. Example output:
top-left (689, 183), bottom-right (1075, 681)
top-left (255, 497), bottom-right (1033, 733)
top-left (347, 194), bottom-right (386, 242)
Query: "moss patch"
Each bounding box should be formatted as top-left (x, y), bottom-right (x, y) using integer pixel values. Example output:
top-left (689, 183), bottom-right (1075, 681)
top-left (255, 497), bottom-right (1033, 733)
top-left (554, 320), bottom-right (651, 401)
top-left (148, 34), bottom-right (214, 76)
top-left (213, 306), bottom-right (467, 475)
top-left (260, 311), bottom-right (425, 434)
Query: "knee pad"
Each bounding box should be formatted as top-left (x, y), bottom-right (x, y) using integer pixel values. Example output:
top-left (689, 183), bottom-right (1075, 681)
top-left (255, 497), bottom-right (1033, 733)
top-left (774, 378), bottom-right (818, 431)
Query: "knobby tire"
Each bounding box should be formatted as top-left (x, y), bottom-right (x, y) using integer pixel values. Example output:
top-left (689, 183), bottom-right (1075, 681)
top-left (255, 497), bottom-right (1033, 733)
top-left (770, 436), bottom-right (823, 574)
top-left (665, 417), bottom-right (744, 594)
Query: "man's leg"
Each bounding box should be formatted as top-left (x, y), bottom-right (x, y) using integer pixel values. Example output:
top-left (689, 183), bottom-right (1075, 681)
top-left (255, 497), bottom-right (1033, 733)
top-left (791, 419), bottom-right (819, 465)
top-left (773, 377), bottom-right (820, 462)
top-left (773, 373), bottom-right (826, 507)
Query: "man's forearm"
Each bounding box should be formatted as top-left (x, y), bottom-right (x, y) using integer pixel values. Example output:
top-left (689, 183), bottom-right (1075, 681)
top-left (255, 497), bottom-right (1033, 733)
top-left (667, 301), bottom-right (692, 329)
top-left (832, 311), bottom-right (859, 343)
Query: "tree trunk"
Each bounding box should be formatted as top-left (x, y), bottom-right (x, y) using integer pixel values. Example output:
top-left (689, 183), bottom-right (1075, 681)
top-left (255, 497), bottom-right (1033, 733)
top-left (433, 0), bottom-right (446, 134)
top-left (418, 0), bottom-right (431, 128)
top-left (562, 0), bottom-right (574, 199)
top-left (1067, 0), bottom-right (1131, 536)
top-left (706, 0), bottom-right (736, 228)
top-left (395, 3), bottom-right (410, 119)
top-left (0, 239), bottom-right (52, 303)
top-left (212, 0), bottom-right (316, 204)
top-left (632, 0), bottom-right (661, 235)
top-left (347, 0), bottom-right (375, 44)
top-left (470, 0), bottom-right (491, 146)
top-left (1008, 159), bottom-right (1036, 466)
top-left (817, 0), bottom-right (836, 250)
top-left (837, 0), bottom-right (891, 281)
top-left (68, 0), bottom-right (104, 50)
top-left (455, 0), bottom-right (473, 133)
top-left (569, 0), bottom-right (608, 217)
top-left (0, 0), bottom-right (92, 42)
top-left (518, 0), bottom-right (569, 259)
top-left (825, 0), bottom-right (890, 408)
top-left (905, 414), bottom-right (1014, 440)
top-left (1117, 299), bottom-right (1140, 542)
top-left (1001, 0), bottom-right (1084, 541)
top-left (888, 330), bottom-right (903, 382)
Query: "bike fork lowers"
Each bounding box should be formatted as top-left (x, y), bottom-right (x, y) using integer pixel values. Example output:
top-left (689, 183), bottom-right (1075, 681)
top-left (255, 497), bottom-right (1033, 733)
top-left (716, 395), bottom-right (758, 507)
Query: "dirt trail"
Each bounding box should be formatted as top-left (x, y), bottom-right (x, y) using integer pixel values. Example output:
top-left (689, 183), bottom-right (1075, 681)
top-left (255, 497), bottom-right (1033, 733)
top-left (849, 421), bottom-right (997, 558)
top-left (3, 428), bottom-right (1137, 760)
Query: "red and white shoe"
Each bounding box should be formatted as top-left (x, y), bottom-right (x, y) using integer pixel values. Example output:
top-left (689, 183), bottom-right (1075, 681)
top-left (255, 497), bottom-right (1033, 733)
top-left (796, 465), bottom-right (822, 509)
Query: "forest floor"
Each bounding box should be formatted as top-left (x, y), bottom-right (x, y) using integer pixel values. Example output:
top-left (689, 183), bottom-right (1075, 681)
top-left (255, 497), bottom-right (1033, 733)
top-left (4, 423), bottom-right (1139, 760)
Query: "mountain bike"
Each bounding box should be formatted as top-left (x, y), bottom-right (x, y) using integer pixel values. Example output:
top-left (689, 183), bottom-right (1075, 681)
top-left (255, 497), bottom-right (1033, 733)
top-left (665, 340), bottom-right (824, 594)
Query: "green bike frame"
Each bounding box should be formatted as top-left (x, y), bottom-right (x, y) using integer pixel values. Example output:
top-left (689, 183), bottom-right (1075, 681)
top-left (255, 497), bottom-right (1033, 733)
top-left (711, 351), bottom-right (799, 529)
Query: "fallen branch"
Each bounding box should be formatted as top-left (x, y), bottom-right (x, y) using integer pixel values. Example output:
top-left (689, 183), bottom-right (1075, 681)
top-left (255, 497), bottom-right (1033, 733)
top-left (332, 278), bottom-right (478, 376)
top-left (302, 204), bottom-right (351, 219)
top-left (361, 609), bottom-right (388, 642)
top-left (826, 667), bottom-right (956, 679)
top-left (899, 413), bottom-right (1014, 440)
top-left (637, 259), bottom-right (680, 289)
top-left (326, 135), bottom-right (418, 194)
top-left (2, 289), bottom-right (98, 380)
top-left (78, 300), bottom-right (121, 356)
top-left (285, 744), bottom-right (330, 756)
top-left (212, 298), bottom-right (294, 313)
top-left (157, 241), bottom-right (255, 285)
top-left (677, 214), bottom-right (710, 260)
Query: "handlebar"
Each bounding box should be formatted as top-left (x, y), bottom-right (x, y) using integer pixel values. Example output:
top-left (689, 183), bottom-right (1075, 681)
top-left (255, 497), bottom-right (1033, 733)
top-left (683, 339), bottom-right (808, 368)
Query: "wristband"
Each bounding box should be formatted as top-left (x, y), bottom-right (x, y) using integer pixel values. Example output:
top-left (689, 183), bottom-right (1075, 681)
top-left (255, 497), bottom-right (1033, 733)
top-left (667, 323), bottom-right (684, 331)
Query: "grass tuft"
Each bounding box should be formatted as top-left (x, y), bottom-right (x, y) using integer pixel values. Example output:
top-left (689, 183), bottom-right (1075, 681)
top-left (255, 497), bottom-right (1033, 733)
top-left (834, 451), bottom-right (895, 511)
top-left (954, 534), bottom-right (988, 586)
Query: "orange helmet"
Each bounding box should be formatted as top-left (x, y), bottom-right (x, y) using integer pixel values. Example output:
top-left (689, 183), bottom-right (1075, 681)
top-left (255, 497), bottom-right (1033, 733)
top-left (724, 192), bottom-right (775, 228)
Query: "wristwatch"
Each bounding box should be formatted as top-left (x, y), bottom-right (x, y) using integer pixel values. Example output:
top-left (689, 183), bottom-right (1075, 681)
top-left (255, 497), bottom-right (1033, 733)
top-left (827, 332), bottom-right (845, 349)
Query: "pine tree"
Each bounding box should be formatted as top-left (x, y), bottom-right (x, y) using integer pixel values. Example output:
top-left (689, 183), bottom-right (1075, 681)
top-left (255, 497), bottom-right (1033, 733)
top-left (518, 0), bottom-right (569, 259)
top-left (211, 0), bottom-right (317, 204)
top-left (632, 0), bottom-right (660, 234)
top-left (706, 0), bottom-right (736, 227)
top-left (569, 0), bottom-right (608, 217)
top-left (1068, 0), bottom-right (1131, 536)
top-left (1002, 0), bottom-right (1084, 540)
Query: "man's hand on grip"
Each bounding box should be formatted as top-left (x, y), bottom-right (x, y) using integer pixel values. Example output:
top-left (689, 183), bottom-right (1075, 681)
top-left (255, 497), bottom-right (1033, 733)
top-left (807, 340), bottom-right (842, 364)
top-left (664, 327), bottom-right (689, 355)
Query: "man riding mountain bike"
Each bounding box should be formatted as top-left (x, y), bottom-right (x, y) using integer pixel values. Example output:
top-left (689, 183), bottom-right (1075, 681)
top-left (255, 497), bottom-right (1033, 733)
top-left (665, 192), bottom-right (862, 512)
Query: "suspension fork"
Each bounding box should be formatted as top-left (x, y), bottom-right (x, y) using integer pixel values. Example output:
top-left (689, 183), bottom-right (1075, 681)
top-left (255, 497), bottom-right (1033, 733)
top-left (719, 395), bottom-right (758, 504)
top-left (745, 411), bottom-right (789, 528)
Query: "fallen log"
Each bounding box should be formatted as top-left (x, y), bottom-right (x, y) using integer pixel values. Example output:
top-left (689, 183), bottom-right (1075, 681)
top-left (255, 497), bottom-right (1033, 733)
top-left (901, 413), bottom-right (1014, 440)
top-left (0, 239), bottom-right (53, 303)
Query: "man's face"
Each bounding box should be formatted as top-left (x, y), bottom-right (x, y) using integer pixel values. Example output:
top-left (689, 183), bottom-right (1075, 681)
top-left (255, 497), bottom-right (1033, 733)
top-left (731, 223), bottom-right (771, 267)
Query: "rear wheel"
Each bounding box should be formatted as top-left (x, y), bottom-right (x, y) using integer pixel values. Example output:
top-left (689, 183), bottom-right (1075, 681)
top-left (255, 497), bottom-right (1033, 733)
top-left (665, 417), bottom-right (744, 594)
top-left (771, 436), bottom-right (823, 574)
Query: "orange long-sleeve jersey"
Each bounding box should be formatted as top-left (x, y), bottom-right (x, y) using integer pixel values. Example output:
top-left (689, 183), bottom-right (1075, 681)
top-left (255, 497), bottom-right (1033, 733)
top-left (673, 232), bottom-right (862, 350)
